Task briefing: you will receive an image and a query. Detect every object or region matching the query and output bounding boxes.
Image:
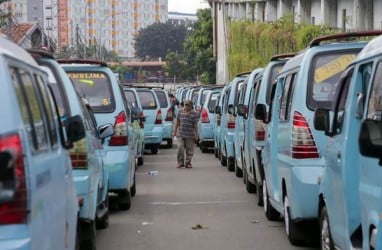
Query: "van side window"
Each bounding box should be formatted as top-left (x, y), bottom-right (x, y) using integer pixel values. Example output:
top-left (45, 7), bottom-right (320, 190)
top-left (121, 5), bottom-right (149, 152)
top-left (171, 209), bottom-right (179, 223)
top-left (10, 67), bottom-right (48, 152)
top-left (34, 74), bottom-right (58, 147)
top-left (367, 62), bottom-right (382, 120)
top-left (279, 73), bottom-right (297, 121)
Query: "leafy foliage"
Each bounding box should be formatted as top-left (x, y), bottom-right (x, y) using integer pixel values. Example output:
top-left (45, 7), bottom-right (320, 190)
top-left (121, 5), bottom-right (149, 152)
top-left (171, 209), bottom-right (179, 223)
top-left (228, 15), bottom-right (338, 79)
top-left (134, 22), bottom-right (187, 59)
top-left (183, 8), bottom-right (216, 84)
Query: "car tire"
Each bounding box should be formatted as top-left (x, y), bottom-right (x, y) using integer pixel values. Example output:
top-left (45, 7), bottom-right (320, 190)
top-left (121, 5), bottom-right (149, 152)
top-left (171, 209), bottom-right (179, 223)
top-left (118, 190), bottom-right (131, 210)
top-left (320, 206), bottom-right (334, 249)
top-left (151, 146), bottom-right (159, 154)
top-left (96, 195), bottom-right (109, 230)
top-left (235, 160), bottom-right (243, 177)
top-left (284, 195), bottom-right (304, 245)
top-left (245, 173), bottom-right (255, 194)
top-left (131, 174), bottom-right (136, 197)
top-left (227, 157), bottom-right (235, 172)
top-left (263, 179), bottom-right (280, 221)
top-left (138, 155), bottom-right (144, 166)
top-left (79, 220), bottom-right (96, 250)
top-left (167, 139), bottom-right (173, 149)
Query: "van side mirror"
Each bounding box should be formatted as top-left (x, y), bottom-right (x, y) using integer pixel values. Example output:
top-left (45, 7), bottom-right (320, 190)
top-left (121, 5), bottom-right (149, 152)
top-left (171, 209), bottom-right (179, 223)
top-left (237, 104), bottom-right (245, 116)
top-left (255, 104), bottom-right (267, 122)
top-left (215, 106), bottom-right (221, 115)
top-left (98, 123), bottom-right (114, 139)
top-left (228, 104), bottom-right (235, 115)
top-left (63, 115), bottom-right (86, 149)
top-left (359, 119), bottom-right (382, 165)
top-left (314, 109), bottom-right (330, 133)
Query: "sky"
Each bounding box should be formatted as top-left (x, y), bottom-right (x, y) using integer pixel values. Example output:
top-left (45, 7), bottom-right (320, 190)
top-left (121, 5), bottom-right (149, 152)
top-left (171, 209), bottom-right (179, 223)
top-left (168, 0), bottom-right (210, 14)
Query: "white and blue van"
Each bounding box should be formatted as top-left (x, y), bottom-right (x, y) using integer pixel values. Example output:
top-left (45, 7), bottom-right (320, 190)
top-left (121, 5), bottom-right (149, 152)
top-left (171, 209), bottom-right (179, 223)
top-left (258, 32), bottom-right (377, 245)
top-left (0, 36), bottom-right (83, 249)
top-left (313, 33), bottom-right (382, 249)
top-left (59, 59), bottom-right (137, 211)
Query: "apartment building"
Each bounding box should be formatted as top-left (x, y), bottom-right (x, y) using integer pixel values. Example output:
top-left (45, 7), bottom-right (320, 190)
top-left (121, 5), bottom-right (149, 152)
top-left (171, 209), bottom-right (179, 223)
top-left (2, 0), bottom-right (167, 58)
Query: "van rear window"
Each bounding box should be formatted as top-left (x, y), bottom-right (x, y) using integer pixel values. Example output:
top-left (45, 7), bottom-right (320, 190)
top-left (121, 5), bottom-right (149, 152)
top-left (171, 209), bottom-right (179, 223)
top-left (137, 90), bottom-right (157, 109)
top-left (67, 72), bottom-right (115, 113)
top-left (309, 51), bottom-right (358, 108)
top-left (154, 90), bottom-right (168, 108)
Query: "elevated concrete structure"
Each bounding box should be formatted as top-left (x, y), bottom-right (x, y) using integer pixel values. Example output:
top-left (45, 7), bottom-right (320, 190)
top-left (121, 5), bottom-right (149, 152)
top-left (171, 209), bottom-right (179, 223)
top-left (209, 0), bottom-right (381, 84)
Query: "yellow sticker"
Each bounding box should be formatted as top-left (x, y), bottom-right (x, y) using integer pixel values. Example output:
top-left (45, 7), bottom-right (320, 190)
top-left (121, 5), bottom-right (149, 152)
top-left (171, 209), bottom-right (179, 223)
top-left (79, 79), bottom-right (95, 86)
top-left (103, 99), bottom-right (110, 105)
top-left (314, 54), bottom-right (356, 83)
top-left (68, 73), bottom-right (105, 79)
top-left (150, 102), bottom-right (155, 107)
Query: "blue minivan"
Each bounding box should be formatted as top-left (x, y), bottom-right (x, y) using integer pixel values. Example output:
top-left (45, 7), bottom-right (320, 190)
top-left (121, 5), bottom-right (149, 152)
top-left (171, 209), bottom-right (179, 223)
top-left (59, 59), bottom-right (137, 211)
top-left (220, 72), bottom-right (250, 171)
top-left (31, 50), bottom-right (116, 249)
top-left (0, 36), bottom-right (82, 249)
top-left (258, 32), bottom-right (375, 245)
top-left (313, 32), bottom-right (382, 249)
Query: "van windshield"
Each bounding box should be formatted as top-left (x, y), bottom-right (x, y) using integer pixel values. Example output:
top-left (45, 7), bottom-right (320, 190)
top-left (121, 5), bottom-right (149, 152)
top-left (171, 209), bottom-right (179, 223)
top-left (67, 71), bottom-right (115, 113)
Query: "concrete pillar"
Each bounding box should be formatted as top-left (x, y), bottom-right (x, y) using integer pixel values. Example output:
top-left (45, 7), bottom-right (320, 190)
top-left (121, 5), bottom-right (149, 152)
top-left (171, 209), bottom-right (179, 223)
top-left (321, 0), bottom-right (337, 28)
top-left (353, 0), bottom-right (373, 31)
top-left (255, 1), bottom-right (266, 21)
top-left (265, 0), bottom-right (278, 22)
top-left (297, 0), bottom-right (311, 23)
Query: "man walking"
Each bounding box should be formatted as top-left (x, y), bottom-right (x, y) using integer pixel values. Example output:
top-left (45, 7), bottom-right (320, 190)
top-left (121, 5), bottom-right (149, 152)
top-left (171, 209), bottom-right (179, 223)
top-left (173, 100), bottom-right (198, 168)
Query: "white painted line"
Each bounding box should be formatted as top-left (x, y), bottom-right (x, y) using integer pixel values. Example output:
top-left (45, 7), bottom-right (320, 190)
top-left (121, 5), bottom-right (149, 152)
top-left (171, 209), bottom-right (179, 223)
top-left (149, 200), bottom-right (249, 205)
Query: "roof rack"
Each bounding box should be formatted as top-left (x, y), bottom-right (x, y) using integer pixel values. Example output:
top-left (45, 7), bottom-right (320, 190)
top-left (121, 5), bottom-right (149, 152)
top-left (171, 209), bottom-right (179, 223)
top-left (236, 71), bottom-right (251, 77)
top-left (26, 48), bottom-right (55, 59)
top-left (123, 83), bottom-right (164, 89)
top-left (57, 59), bottom-right (108, 67)
top-left (309, 30), bottom-right (382, 47)
top-left (270, 53), bottom-right (296, 61)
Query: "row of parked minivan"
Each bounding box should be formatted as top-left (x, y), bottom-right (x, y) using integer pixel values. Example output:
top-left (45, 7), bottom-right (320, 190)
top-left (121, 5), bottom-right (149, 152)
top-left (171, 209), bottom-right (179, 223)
top-left (206, 31), bottom-right (382, 249)
top-left (0, 35), bottom-right (175, 250)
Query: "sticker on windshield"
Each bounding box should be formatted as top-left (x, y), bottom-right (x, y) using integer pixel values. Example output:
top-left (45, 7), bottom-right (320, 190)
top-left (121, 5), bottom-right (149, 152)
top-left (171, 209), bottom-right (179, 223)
top-left (150, 102), bottom-right (155, 107)
top-left (79, 79), bottom-right (95, 86)
top-left (102, 98), bottom-right (110, 105)
top-left (314, 54), bottom-right (356, 83)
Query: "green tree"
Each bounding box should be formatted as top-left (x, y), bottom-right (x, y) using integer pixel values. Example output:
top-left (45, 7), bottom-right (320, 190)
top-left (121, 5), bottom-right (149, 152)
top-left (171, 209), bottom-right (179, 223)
top-left (183, 8), bottom-right (215, 84)
top-left (135, 22), bottom-right (187, 59)
top-left (164, 51), bottom-right (188, 80)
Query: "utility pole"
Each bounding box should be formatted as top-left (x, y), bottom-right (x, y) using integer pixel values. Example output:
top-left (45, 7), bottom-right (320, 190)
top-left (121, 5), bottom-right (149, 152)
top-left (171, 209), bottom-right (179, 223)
top-left (7, 2), bottom-right (12, 40)
top-left (76, 24), bottom-right (80, 55)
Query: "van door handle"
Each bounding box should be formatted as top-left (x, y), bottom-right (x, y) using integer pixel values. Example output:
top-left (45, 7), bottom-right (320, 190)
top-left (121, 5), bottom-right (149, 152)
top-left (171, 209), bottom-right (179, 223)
top-left (337, 151), bottom-right (341, 163)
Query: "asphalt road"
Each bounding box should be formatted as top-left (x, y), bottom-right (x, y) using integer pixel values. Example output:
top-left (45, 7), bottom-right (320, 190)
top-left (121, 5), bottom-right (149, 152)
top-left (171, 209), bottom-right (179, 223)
top-left (96, 142), bottom-right (319, 250)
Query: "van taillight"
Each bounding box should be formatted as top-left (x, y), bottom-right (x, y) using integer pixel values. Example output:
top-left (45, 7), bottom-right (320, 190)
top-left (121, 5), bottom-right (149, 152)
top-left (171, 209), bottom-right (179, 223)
top-left (0, 134), bottom-right (28, 224)
top-left (227, 114), bottom-right (235, 129)
top-left (165, 107), bottom-right (173, 121)
top-left (201, 108), bottom-right (210, 123)
top-left (291, 111), bottom-right (319, 159)
top-left (70, 152), bottom-right (88, 168)
top-left (244, 105), bottom-right (249, 119)
top-left (155, 109), bottom-right (162, 124)
top-left (109, 111), bottom-right (128, 146)
top-left (139, 111), bottom-right (145, 128)
top-left (255, 120), bottom-right (265, 141)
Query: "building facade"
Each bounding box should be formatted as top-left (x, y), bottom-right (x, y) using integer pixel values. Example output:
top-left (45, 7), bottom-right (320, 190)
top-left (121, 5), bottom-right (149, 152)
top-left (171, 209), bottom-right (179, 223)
top-left (2, 0), bottom-right (168, 58)
top-left (209, 0), bottom-right (382, 84)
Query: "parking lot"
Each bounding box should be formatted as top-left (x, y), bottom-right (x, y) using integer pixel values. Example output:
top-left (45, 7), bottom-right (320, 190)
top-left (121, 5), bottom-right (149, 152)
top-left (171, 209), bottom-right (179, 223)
top-left (97, 144), bottom-right (319, 250)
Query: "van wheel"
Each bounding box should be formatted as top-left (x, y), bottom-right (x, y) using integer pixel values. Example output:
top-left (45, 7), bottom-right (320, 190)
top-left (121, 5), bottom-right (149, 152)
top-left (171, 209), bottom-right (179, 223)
top-left (167, 139), bottom-right (173, 148)
top-left (220, 152), bottom-right (227, 166)
top-left (151, 146), bottom-right (159, 154)
top-left (245, 172), bottom-right (255, 194)
top-left (96, 195), bottom-right (109, 230)
top-left (214, 147), bottom-right (218, 158)
top-left (263, 179), bottom-right (280, 220)
top-left (131, 174), bottom-right (136, 197)
top-left (138, 155), bottom-right (144, 166)
top-left (118, 190), bottom-right (131, 210)
top-left (284, 195), bottom-right (303, 245)
top-left (79, 220), bottom-right (96, 250)
top-left (320, 206), bottom-right (334, 249)
top-left (227, 157), bottom-right (235, 172)
top-left (235, 160), bottom-right (243, 177)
